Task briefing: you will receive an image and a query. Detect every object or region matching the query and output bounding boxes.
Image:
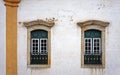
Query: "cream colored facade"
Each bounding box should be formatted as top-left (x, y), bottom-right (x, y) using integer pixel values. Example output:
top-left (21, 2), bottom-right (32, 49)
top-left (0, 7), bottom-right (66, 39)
top-left (0, 0), bottom-right (120, 75)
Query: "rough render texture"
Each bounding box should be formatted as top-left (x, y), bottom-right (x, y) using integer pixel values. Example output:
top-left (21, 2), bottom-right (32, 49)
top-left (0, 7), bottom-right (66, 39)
top-left (0, 0), bottom-right (120, 75)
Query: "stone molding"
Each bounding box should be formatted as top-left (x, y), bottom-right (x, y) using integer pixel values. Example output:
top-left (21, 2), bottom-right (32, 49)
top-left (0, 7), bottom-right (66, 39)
top-left (23, 19), bottom-right (55, 28)
top-left (77, 20), bottom-right (109, 28)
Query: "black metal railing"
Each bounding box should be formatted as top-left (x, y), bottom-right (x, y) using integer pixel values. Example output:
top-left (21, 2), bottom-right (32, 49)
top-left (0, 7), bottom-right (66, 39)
top-left (84, 55), bottom-right (102, 64)
top-left (30, 55), bottom-right (48, 64)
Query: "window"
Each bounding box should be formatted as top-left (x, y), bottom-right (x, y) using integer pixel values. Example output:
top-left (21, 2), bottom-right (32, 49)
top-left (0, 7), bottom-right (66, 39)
top-left (30, 30), bottom-right (48, 65)
top-left (77, 20), bottom-right (109, 68)
top-left (24, 19), bottom-right (55, 67)
top-left (84, 29), bottom-right (102, 64)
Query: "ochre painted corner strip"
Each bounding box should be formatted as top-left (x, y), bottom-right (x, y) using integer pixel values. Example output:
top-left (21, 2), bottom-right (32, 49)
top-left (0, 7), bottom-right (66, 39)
top-left (4, 0), bottom-right (20, 75)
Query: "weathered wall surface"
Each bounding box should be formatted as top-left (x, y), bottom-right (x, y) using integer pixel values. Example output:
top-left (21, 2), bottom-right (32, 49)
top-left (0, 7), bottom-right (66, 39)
top-left (0, 1), bottom-right (6, 75)
top-left (19, 0), bottom-right (120, 75)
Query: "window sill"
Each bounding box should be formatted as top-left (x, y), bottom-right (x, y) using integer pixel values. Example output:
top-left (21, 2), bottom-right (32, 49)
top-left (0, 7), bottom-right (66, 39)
top-left (81, 64), bottom-right (105, 68)
top-left (28, 64), bottom-right (50, 68)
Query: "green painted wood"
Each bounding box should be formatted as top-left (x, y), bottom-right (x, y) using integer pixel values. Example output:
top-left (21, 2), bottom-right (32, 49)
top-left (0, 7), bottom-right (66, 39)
top-left (84, 29), bottom-right (101, 38)
top-left (31, 30), bottom-right (48, 38)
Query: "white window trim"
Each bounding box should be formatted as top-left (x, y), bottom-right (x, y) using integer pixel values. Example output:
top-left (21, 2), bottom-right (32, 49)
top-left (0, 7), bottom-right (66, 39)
top-left (84, 38), bottom-right (92, 55)
top-left (93, 38), bottom-right (101, 55)
top-left (31, 38), bottom-right (39, 55)
top-left (40, 38), bottom-right (48, 55)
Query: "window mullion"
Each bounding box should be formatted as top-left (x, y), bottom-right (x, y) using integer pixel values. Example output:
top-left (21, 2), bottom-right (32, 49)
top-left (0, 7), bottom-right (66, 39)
top-left (93, 38), bottom-right (95, 55)
top-left (40, 38), bottom-right (41, 55)
top-left (99, 38), bottom-right (101, 55)
top-left (91, 38), bottom-right (93, 55)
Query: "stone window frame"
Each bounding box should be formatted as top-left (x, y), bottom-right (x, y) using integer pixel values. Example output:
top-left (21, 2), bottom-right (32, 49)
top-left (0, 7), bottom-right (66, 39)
top-left (24, 19), bottom-right (55, 68)
top-left (77, 20), bottom-right (109, 68)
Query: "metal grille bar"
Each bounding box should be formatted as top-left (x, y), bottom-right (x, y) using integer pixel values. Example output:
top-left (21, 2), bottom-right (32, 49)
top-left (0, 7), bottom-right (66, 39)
top-left (84, 55), bottom-right (102, 64)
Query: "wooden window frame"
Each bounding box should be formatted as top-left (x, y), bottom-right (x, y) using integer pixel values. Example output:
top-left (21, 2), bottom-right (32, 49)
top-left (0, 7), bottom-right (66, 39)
top-left (31, 38), bottom-right (39, 55)
top-left (84, 38), bottom-right (92, 55)
top-left (40, 38), bottom-right (48, 55)
top-left (93, 38), bottom-right (101, 55)
top-left (23, 19), bottom-right (55, 68)
top-left (77, 20), bottom-right (109, 68)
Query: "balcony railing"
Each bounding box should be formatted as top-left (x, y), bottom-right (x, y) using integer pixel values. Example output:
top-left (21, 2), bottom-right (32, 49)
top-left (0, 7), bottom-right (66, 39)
top-left (84, 55), bottom-right (102, 64)
top-left (30, 55), bottom-right (48, 64)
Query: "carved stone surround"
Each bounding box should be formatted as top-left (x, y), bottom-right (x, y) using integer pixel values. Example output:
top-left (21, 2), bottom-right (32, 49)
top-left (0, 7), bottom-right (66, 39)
top-left (77, 20), bottom-right (109, 68)
top-left (23, 19), bottom-right (55, 68)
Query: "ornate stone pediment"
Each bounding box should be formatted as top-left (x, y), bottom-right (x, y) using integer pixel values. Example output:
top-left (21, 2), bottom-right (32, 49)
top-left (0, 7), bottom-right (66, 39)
top-left (77, 20), bottom-right (109, 28)
top-left (23, 19), bottom-right (55, 28)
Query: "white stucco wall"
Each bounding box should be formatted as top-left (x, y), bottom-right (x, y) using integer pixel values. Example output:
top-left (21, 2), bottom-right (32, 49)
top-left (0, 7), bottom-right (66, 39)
top-left (0, 1), bottom-right (6, 75)
top-left (18, 0), bottom-right (120, 75)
